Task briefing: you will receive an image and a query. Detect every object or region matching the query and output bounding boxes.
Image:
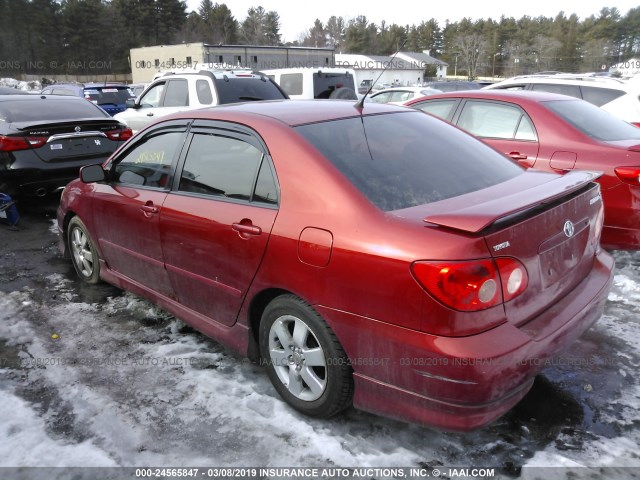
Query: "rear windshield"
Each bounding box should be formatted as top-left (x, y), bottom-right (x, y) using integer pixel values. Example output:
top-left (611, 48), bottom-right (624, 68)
top-left (0, 98), bottom-right (108, 123)
top-left (214, 77), bottom-right (287, 104)
top-left (544, 99), bottom-right (640, 141)
top-left (84, 86), bottom-right (135, 105)
top-left (313, 72), bottom-right (356, 98)
top-left (296, 111), bottom-right (523, 211)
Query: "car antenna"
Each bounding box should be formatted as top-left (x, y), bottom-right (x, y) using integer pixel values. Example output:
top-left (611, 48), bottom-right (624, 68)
top-left (354, 38), bottom-right (407, 112)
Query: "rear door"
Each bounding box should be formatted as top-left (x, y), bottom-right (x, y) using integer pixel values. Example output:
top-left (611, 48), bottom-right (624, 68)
top-left (160, 121), bottom-right (279, 326)
top-left (91, 121), bottom-right (190, 297)
top-left (453, 99), bottom-right (540, 168)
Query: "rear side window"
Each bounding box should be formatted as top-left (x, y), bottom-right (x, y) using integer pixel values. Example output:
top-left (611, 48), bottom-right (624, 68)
top-left (112, 131), bottom-right (183, 188)
top-left (0, 98), bottom-right (108, 122)
top-left (457, 101), bottom-right (537, 141)
top-left (280, 73), bottom-right (303, 96)
top-left (163, 80), bottom-right (189, 107)
top-left (580, 86), bottom-right (625, 107)
top-left (296, 111), bottom-right (522, 211)
top-left (179, 133), bottom-right (267, 202)
top-left (530, 83), bottom-right (581, 99)
top-left (544, 99), bottom-right (640, 141)
top-left (196, 80), bottom-right (213, 104)
top-left (214, 77), bottom-right (287, 104)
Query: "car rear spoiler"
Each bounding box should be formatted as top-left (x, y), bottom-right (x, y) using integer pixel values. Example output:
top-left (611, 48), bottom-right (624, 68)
top-left (423, 170), bottom-right (602, 233)
top-left (11, 118), bottom-right (121, 131)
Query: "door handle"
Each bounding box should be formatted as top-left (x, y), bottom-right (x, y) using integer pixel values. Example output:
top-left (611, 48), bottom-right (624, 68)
top-left (508, 152), bottom-right (527, 160)
top-left (140, 204), bottom-right (158, 217)
top-left (232, 223), bottom-right (262, 236)
top-left (146, 112), bottom-right (154, 117)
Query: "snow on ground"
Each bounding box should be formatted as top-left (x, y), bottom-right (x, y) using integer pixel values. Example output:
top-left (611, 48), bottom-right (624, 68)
top-left (1, 217), bottom-right (640, 478)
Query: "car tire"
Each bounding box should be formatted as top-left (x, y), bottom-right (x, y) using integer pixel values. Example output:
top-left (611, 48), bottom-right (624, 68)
top-left (67, 216), bottom-right (101, 284)
top-left (259, 294), bottom-right (353, 418)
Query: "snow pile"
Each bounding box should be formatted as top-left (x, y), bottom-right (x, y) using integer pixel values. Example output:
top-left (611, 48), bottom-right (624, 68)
top-left (0, 77), bottom-right (42, 92)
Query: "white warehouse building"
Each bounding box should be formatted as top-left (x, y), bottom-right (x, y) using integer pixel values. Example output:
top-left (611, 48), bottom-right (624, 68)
top-left (336, 51), bottom-right (448, 87)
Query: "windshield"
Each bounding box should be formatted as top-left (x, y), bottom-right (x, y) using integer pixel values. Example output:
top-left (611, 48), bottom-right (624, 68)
top-left (544, 99), bottom-right (640, 141)
top-left (214, 77), bottom-right (287, 104)
top-left (84, 86), bottom-right (135, 105)
top-left (296, 111), bottom-right (523, 211)
top-left (313, 72), bottom-right (356, 98)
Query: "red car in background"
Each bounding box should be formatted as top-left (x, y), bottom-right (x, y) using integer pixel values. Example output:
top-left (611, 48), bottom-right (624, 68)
top-left (405, 90), bottom-right (640, 250)
top-left (58, 100), bottom-right (613, 431)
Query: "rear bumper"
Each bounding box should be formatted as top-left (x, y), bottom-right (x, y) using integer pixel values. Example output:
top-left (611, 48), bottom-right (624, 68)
top-left (318, 250), bottom-right (614, 431)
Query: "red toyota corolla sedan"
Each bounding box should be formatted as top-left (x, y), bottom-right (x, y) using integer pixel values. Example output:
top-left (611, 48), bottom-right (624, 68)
top-left (57, 100), bottom-right (614, 431)
top-left (405, 90), bottom-right (640, 250)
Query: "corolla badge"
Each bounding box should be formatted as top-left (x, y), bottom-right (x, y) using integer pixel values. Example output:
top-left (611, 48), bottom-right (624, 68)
top-left (563, 220), bottom-right (575, 238)
top-left (74, 126), bottom-right (81, 132)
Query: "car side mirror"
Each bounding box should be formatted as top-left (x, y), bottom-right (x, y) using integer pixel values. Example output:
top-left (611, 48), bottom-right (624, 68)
top-left (80, 164), bottom-right (106, 183)
top-left (125, 98), bottom-right (138, 109)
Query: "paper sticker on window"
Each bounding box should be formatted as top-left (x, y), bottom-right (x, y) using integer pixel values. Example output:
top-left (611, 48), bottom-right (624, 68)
top-left (135, 150), bottom-right (166, 164)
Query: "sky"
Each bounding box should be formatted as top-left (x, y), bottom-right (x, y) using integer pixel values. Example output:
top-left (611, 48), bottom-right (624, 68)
top-left (185, 0), bottom-right (639, 45)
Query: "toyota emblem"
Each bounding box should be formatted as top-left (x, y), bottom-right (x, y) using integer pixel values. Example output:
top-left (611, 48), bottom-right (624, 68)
top-left (74, 126), bottom-right (81, 132)
top-left (563, 220), bottom-right (575, 238)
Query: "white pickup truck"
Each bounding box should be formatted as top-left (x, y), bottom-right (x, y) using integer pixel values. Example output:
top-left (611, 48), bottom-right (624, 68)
top-left (114, 70), bottom-right (288, 132)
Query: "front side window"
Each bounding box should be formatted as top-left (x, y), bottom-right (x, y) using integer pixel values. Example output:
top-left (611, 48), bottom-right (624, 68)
top-left (370, 92), bottom-right (391, 103)
top-left (179, 133), bottom-right (276, 204)
top-left (111, 131), bottom-right (183, 188)
top-left (413, 99), bottom-right (458, 120)
top-left (296, 111), bottom-right (522, 211)
top-left (139, 83), bottom-right (165, 108)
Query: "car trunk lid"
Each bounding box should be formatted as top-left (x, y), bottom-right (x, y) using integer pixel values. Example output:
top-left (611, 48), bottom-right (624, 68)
top-left (11, 119), bottom-right (124, 162)
top-left (404, 170), bottom-right (603, 328)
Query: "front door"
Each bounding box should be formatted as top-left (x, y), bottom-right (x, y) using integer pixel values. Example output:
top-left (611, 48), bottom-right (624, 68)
top-left (91, 121), bottom-right (189, 297)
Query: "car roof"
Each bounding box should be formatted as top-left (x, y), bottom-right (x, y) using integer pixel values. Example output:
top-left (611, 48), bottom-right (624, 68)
top-left (168, 99), bottom-right (410, 126)
top-left (488, 74), bottom-right (629, 90)
top-left (84, 83), bottom-right (130, 88)
top-left (406, 89), bottom-right (582, 105)
top-left (373, 86), bottom-right (439, 93)
top-left (0, 94), bottom-right (95, 103)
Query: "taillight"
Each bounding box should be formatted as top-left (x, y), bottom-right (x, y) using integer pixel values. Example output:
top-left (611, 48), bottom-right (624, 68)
top-left (412, 258), bottom-right (528, 312)
top-left (105, 128), bottom-right (133, 141)
top-left (631, 122), bottom-right (640, 128)
top-left (614, 166), bottom-right (640, 186)
top-left (0, 135), bottom-right (47, 152)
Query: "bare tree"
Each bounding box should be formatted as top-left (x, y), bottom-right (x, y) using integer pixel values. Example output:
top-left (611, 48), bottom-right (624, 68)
top-left (452, 33), bottom-right (488, 79)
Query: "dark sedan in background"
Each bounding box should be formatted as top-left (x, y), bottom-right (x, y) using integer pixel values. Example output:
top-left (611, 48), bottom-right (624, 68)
top-left (405, 90), bottom-right (640, 250)
top-left (0, 94), bottom-right (132, 197)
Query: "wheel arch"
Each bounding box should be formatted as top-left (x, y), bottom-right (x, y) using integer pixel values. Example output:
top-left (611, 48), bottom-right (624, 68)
top-left (246, 287), bottom-right (293, 362)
